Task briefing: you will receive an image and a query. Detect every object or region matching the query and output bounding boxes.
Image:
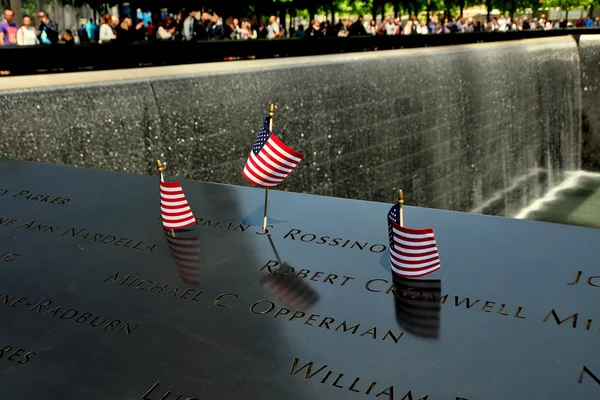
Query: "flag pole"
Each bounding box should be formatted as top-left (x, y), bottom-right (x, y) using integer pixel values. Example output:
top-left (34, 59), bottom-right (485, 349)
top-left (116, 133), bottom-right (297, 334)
top-left (263, 103), bottom-right (275, 231)
top-left (157, 160), bottom-right (175, 237)
top-left (398, 189), bottom-right (404, 227)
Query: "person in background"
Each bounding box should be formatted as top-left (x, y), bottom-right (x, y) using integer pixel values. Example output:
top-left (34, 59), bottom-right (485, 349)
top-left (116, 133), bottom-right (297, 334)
top-left (195, 12), bottom-right (210, 41)
top-left (365, 19), bottom-right (376, 35)
top-left (182, 10), bottom-right (196, 41)
top-left (384, 17), bottom-right (396, 35)
top-left (306, 19), bottom-right (321, 37)
top-left (585, 16), bottom-right (594, 28)
top-left (210, 13), bottom-right (224, 40)
top-left (417, 19), bottom-right (428, 34)
top-left (267, 15), bottom-right (280, 39)
top-left (455, 17), bottom-right (464, 33)
top-left (117, 17), bottom-right (144, 43)
top-left (99, 13), bottom-right (115, 43)
top-left (78, 23), bottom-right (89, 43)
top-left (61, 29), bottom-right (74, 45)
top-left (0, 9), bottom-right (18, 45)
top-left (157, 17), bottom-right (176, 40)
top-left (442, 18), bottom-right (451, 33)
top-left (349, 15), bottom-right (367, 36)
top-left (16, 15), bottom-right (38, 45)
top-left (246, 21), bottom-right (257, 39)
top-left (37, 10), bottom-right (59, 44)
top-left (295, 23), bottom-right (306, 38)
top-left (85, 18), bottom-right (96, 42)
top-left (403, 19), bottom-right (413, 35)
top-left (146, 19), bottom-right (156, 40)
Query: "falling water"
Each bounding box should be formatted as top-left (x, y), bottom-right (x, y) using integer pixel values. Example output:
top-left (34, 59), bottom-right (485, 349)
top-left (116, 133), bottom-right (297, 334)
top-left (516, 171), bottom-right (600, 228)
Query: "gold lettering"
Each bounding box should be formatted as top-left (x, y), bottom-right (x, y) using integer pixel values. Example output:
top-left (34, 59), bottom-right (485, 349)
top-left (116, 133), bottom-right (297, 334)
top-left (332, 374), bottom-right (344, 388)
top-left (340, 276), bottom-right (354, 286)
top-left (360, 327), bottom-right (377, 339)
top-left (481, 301), bottom-right (495, 312)
top-left (382, 330), bottom-right (403, 344)
top-left (250, 300), bottom-right (274, 315)
top-left (543, 309), bottom-right (578, 328)
top-left (304, 314), bottom-right (320, 326)
top-left (567, 270), bottom-right (582, 285)
top-left (260, 260), bottom-right (279, 273)
top-left (588, 276), bottom-right (600, 287)
top-left (319, 317), bottom-right (335, 329)
top-left (135, 280), bottom-right (153, 290)
top-left (578, 365), bottom-right (600, 385)
top-left (214, 293), bottom-right (238, 308)
top-left (289, 311), bottom-right (306, 321)
top-left (335, 321), bottom-right (360, 335)
top-left (289, 358), bottom-right (327, 379)
top-left (454, 296), bottom-right (480, 308)
top-left (376, 386), bottom-right (394, 399)
top-left (365, 279), bottom-right (388, 293)
top-left (274, 308), bottom-right (291, 318)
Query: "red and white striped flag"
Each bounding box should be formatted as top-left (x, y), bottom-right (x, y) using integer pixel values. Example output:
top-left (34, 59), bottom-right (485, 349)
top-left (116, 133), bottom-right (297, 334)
top-left (242, 117), bottom-right (304, 188)
top-left (160, 181), bottom-right (196, 230)
top-left (388, 203), bottom-right (441, 278)
top-left (165, 232), bottom-right (200, 286)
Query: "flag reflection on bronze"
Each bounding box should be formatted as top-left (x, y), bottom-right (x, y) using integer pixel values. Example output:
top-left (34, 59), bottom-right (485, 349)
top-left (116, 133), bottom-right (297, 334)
top-left (392, 275), bottom-right (442, 339)
top-left (261, 264), bottom-right (319, 312)
top-left (261, 234), bottom-right (319, 311)
top-left (164, 231), bottom-right (200, 286)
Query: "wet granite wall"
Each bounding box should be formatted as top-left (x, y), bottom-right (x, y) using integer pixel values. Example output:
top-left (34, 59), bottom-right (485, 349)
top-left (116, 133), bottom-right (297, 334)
top-left (0, 36), bottom-right (582, 217)
top-left (579, 35), bottom-right (600, 171)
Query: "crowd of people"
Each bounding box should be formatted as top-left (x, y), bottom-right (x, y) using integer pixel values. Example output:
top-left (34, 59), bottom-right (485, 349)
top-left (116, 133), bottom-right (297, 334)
top-left (299, 14), bottom-right (600, 37)
top-left (0, 7), bottom-right (599, 46)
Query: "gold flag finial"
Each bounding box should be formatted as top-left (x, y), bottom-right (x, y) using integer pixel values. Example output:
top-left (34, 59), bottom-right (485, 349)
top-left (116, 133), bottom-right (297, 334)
top-left (156, 159), bottom-right (166, 173)
top-left (398, 189), bottom-right (404, 227)
top-left (269, 103), bottom-right (275, 118)
top-left (156, 160), bottom-right (167, 183)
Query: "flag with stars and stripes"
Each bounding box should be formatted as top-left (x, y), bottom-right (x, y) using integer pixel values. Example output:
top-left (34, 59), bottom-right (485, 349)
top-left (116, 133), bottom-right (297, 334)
top-left (160, 181), bottom-right (196, 230)
top-left (242, 117), bottom-right (304, 188)
top-left (387, 203), bottom-right (441, 278)
top-left (165, 231), bottom-right (200, 286)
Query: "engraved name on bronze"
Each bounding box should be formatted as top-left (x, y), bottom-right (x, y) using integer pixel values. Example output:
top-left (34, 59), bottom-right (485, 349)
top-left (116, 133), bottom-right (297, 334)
top-left (0, 292), bottom-right (138, 335)
top-left (105, 272), bottom-right (202, 302)
top-left (261, 260), bottom-right (355, 287)
top-left (0, 344), bottom-right (35, 364)
top-left (141, 381), bottom-right (198, 400)
top-left (193, 216), bottom-right (387, 254)
top-left (106, 271), bottom-right (401, 346)
top-left (289, 358), bottom-right (470, 400)
top-left (0, 217), bottom-right (156, 252)
top-left (0, 252), bottom-right (19, 263)
top-left (249, 300), bottom-right (402, 345)
top-left (578, 365), bottom-right (600, 386)
top-left (543, 308), bottom-right (600, 334)
top-left (0, 188), bottom-right (71, 205)
top-left (567, 271), bottom-right (600, 287)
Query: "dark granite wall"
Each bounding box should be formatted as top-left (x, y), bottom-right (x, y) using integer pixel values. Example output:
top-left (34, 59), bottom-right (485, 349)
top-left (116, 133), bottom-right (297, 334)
top-left (0, 36), bottom-right (582, 217)
top-left (579, 35), bottom-right (600, 171)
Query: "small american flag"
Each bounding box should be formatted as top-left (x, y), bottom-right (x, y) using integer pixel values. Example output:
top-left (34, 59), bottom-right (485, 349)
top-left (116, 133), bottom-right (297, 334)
top-left (242, 117), bottom-right (304, 188)
top-left (160, 181), bottom-right (196, 230)
top-left (165, 232), bottom-right (200, 286)
top-left (387, 203), bottom-right (441, 278)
